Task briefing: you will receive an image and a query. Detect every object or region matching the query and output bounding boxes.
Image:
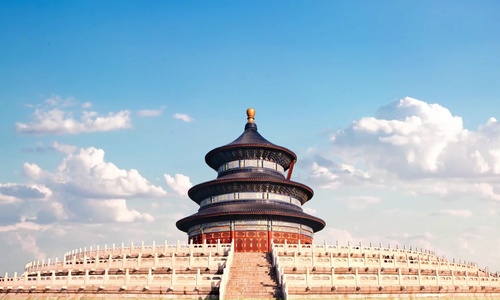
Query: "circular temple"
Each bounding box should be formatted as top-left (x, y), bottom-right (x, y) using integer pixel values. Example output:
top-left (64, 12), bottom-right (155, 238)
top-left (177, 108), bottom-right (325, 252)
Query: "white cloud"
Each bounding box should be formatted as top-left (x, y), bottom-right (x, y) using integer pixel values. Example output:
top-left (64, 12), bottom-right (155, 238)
top-left (0, 183), bottom-right (51, 202)
top-left (173, 113), bottom-right (193, 122)
top-left (303, 207), bottom-right (317, 215)
top-left (81, 102), bottom-right (92, 108)
top-left (313, 228), bottom-right (356, 245)
top-left (38, 147), bottom-right (167, 198)
top-left (15, 233), bottom-right (46, 259)
top-left (50, 202), bottom-right (68, 220)
top-left (332, 97), bottom-right (500, 177)
top-left (23, 162), bottom-right (43, 179)
top-left (16, 108), bottom-right (132, 135)
top-left (332, 97), bottom-right (467, 175)
top-left (328, 97), bottom-right (500, 201)
top-left (314, 228), bottom-right (387, 248)
top-left (0, 220), bottom-right (48, 232)
top-left (454, 227), bottom-right (490, 255)
top-left (16, 96), bottom-right (132, 135)
top-left (472, 182), bottom-right (500, 202)
top-left (164, 173), bottom-right (192, 197)
top-left (341, 196), bottom-right (380, 209)
top-left (309, 162), bottom-right (340, 188)
top-left (13, 146), bottom-right (167, 226)
top-left (137, 109), bottom-right (163, 117)
top-left (0, 194), bottom-right (17, 204)
top-left (86, 199), bottom-right (154, 223)
top-left (307, 159), bottom-right (373, 189)
top-left (51, 141), bottom-right (78, 154)
top-left (21, 142), bottom-right (78, 155)
top-left (429, 209), bottom-right (472, 218)
top-left (45, 95), bottom-right (75, 107)
top-left (387, 232), bottom-right (437, 252)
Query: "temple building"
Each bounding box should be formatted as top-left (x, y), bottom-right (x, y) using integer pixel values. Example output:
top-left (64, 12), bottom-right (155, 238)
top-left (1, 108), bottom-right (500, 299)
top-left (176, 108), bottom-right (325, 251)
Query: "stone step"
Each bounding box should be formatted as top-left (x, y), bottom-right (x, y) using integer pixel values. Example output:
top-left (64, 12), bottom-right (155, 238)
top-left (224, 252), bottom-right (283, 299)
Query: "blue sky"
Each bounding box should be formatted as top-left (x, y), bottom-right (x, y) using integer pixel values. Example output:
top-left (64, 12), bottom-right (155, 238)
top-left (1, 1), bottom-right (500, 274)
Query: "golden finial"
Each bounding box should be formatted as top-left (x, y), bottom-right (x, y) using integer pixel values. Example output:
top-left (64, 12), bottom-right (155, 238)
top-left (246, 108), bottom-right (255, 123)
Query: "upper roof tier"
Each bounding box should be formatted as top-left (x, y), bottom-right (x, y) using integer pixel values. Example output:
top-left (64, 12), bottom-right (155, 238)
top-left (205, 108), bottom-right (297, 171)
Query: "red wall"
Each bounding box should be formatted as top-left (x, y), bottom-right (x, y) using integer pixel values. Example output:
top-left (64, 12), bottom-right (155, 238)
top-left (190, 230), bottom-right (312, 252)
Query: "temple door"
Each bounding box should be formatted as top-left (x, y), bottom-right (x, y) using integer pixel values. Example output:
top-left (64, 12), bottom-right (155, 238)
top-left (258, 238), bottom-right (266, 252)
top-left (252, 238), bottom-right (258, 252)
top-left (236, 238), bottom-right (243, 252)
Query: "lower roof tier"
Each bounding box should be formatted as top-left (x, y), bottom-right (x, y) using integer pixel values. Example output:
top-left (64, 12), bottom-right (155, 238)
top-left (176, 201), bottom-right (326, 233)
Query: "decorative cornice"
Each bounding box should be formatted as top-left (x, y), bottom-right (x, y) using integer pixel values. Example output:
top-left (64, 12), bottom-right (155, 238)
top-left (176, 208), bottom-right (326, 233)
top-left (217, 166), bottom-right (285, 178)
top-left (188, 177), bottom-right (314, 205)
top-left (205, 146), bottom-right (296, 171)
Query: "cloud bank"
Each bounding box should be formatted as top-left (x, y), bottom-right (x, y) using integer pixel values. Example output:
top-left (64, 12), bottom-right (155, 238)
top-left (309, 97), bottom-right (500, 202)
top-left (16, 96), bottom-right (131, 135)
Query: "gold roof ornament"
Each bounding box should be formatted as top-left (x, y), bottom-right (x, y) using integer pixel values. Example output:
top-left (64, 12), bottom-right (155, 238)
top-left (246, 108), bottom-right (255, 123)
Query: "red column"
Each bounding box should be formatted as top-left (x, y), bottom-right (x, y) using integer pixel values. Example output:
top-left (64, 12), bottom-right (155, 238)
top-left (267, 221), bottom-right (272, 252)
top-left (230, 221), bottom-right (235, 244)
top-left (267, 229), bottom-right (272, 252)
top-left (298, 225), bottom-right (301, 244)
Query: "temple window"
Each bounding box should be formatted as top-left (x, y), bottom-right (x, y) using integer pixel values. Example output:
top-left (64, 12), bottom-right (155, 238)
top-left (217, 159), bottom-right (284, 174)
top-left (199, 192), bottom-right (302, 207)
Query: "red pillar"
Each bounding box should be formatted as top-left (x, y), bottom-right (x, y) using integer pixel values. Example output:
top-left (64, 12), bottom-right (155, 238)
top-left (230, 221), bottom-right (235, 244)
top-left (267, 229), bottom-right (272, 252)
top-left (267, 221), bottom-right (272, 252)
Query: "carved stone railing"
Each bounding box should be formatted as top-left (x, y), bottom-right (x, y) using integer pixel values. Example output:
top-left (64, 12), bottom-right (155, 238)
top-left (218, 241), bottom-right (235, 300)
top-left (24, 240), bottom-right (231, 273)
top-left (271, 242), bottom-right (495, 299)
top-left (1, 240), bottom-right (234, 297)
top-left (0, 268), bottom-right (222, 293)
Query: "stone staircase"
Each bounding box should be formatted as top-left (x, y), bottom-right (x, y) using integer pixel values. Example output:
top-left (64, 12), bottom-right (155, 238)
top-left (224, 252), bottom-right (283, 299)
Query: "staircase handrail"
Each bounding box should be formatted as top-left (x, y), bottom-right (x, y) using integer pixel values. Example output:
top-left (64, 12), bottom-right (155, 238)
top-left (218, 240), bottom-right (234, 300)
